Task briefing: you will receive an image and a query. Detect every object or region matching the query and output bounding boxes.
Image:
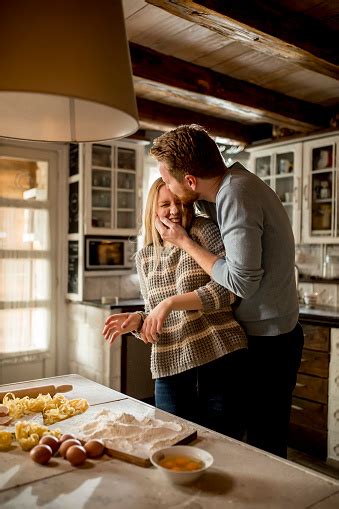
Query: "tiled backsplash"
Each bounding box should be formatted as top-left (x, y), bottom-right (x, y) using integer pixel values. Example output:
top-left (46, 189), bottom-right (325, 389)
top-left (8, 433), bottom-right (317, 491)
top-left (83, 272), bottom-right (141, 301)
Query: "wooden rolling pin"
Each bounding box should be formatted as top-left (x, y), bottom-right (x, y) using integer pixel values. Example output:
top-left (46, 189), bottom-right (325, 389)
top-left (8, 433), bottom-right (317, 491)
top-left (0, 384), bottom-right (73, 402)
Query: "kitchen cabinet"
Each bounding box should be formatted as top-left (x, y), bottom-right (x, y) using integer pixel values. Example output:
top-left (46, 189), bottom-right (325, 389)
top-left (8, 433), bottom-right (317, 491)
top-left (302, 134), bottom-right (339, 243)
top-left (84, 141), bottom-right (143, 236)
top-left (66, 141), bottom-right (144, 301)
top-left (289, 323), bottom-right (330, 459)
top-left (248, 142), bottom-right (302, 243)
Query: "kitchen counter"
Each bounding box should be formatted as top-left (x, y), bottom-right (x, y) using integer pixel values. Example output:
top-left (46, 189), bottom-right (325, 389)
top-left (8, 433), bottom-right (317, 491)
top-left (81, 298), bottom-right (144, 310)
top-left (81, 299), bottom-right (339, 327)
top-left (0, 374), bottom-right (339, 508)
top-left (299, 304), bottom-right (339, 327)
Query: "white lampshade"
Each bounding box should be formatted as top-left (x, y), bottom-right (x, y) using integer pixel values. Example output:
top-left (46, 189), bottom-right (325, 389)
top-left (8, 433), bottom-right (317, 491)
top-left (0, 0), bottom-right (139, 142)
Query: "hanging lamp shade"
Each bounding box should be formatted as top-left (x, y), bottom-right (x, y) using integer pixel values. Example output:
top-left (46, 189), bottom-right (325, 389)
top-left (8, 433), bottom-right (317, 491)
top-left (0, 0), bottom-right (139, 142)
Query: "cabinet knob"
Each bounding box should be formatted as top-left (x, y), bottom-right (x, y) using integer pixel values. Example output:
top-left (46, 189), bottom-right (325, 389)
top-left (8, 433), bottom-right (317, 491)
top-left (295, 382), bottom-right (306, 388)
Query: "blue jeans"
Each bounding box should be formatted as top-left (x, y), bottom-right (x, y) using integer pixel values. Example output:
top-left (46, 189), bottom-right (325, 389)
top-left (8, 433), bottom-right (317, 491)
top-left (155, 349), bottom-right (248, 440)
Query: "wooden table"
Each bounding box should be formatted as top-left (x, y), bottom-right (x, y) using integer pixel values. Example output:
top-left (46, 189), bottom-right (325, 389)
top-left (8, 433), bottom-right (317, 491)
top-left (0, 374), bottom-right (339, 508)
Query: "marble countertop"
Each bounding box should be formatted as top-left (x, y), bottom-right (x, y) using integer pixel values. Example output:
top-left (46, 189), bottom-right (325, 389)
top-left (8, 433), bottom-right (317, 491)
top-left (0, 375), bottom-right (338, 508)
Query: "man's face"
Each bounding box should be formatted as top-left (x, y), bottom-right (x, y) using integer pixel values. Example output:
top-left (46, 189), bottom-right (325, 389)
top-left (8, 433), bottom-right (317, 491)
top-left (159, 162), bottom-right (199, 204)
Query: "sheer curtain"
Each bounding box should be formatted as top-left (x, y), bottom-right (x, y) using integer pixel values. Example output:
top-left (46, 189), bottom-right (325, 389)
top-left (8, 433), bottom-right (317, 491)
top-left (0, 157), bottom-right (51, 354)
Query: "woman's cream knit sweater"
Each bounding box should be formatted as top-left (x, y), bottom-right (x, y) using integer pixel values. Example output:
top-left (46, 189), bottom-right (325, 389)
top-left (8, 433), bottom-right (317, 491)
top-left (135, 216), bottom-right (247, 379)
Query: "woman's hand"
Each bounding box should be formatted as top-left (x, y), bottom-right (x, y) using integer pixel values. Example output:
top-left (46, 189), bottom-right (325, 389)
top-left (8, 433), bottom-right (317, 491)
top-left (102, 313), bottom-right (142, 344)
top-left (140, 299), bottom-right (173, 344)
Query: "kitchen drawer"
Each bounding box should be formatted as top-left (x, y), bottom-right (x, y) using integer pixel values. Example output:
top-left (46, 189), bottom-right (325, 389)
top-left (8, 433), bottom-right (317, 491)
top-left (298, 350), bottom-right (330, 378)
top-left (290, 397), bottom-right (327, 430)
top-left (288, 422), bottom-right (327, 459)
top-left (303, 325), bottom-right (329, 352)
top-left (293, 373), bottom-right (328, 404)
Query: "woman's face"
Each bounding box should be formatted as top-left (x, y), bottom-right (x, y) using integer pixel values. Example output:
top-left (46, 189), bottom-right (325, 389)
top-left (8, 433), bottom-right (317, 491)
top-left (156, 185), bottom-right (182, 225)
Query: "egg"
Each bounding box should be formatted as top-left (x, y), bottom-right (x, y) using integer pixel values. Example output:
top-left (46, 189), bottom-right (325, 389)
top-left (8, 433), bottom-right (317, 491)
top-left (84, 439), bottom-right (105, 458)
top-left (60, 433), bottom-right (76, 443)
top-left (30, 444), bottom-right (53, 464)
top-left (39, 435), bottom-right (60, 455)
top-left (59, 438), bottom-right (81, 458)
top-left (66, 445), bottom-right (87, 466)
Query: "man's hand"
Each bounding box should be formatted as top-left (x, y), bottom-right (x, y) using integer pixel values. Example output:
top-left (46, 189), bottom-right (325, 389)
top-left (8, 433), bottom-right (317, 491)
top-left (155, 216), bottom-right (189, 248)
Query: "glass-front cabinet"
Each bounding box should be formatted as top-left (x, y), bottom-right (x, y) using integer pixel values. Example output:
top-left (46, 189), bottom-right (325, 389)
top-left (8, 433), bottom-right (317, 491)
top-left (248, 143), bottom-right (302, 243)
top-left (84, 141), bottom-right (143, 235)
top-left (302, 135), bottom-right (339, 243)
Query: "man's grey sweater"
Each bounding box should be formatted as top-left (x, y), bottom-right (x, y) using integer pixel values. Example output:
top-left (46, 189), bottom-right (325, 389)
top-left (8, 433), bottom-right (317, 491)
top-left (200, 163), bottom-right (299, 336)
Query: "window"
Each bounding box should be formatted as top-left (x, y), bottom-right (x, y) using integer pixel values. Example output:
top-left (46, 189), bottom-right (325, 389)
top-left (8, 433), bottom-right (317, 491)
top-left (0, 156), bottom-right (52, 354)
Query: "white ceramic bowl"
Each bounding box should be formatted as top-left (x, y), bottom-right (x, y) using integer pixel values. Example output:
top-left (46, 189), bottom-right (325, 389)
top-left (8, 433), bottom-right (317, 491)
top-left (150, 445), bottom-right (214, 485)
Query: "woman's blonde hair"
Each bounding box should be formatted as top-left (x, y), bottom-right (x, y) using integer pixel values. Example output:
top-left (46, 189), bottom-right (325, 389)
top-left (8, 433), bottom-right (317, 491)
top-left (143, 177), bottom-right (194, 251)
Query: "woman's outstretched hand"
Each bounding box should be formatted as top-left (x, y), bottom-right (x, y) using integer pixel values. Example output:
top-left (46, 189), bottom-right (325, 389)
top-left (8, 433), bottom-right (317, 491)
top-left (102, 313), bottom-right (142, 344)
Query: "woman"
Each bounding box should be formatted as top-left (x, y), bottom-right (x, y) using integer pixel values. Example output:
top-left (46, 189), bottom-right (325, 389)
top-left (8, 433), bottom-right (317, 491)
top-left (102, 178), bottom-right (247, 439)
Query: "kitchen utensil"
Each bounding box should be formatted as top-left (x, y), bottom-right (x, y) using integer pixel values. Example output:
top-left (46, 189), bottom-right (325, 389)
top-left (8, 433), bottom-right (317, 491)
top-left (150, 445), bottom-right (213, 484)
top-left (0, 384), bottom-right (73, 403)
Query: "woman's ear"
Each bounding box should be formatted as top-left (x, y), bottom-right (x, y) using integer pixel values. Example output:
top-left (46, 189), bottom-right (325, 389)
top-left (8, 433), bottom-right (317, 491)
top-left (184, 174), bottom-right (197, 190)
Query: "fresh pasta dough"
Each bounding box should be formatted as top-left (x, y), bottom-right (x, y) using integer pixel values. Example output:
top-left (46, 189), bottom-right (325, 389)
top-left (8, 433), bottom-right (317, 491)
top-left (2, 392), bottom-right (89, 425)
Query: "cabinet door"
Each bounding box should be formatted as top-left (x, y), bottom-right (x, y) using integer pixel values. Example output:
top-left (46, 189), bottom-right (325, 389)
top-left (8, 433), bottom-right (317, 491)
top-left (87, 143), bottom-right (114, 233)
top-left (249, 143), bottom-right (302, 242)
top-left (84, 141), bottom-right (142, 235)
top-left (302, 136), bottom-right (339, 243)
top-left (115, 144), bottom-right (138, 232)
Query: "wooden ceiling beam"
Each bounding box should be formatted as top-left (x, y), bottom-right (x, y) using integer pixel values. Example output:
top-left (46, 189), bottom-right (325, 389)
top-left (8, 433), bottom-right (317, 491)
top-left (130, 43), bottom-right (332, 131)
top-left (136, 97), bottom-right (271, 144)
top-left (146, 0), bottom-right (339, 80)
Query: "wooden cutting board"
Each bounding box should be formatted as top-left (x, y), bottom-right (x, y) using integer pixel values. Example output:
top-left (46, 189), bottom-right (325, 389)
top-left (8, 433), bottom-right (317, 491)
top-left (105, 428), bottom-right (198, 467)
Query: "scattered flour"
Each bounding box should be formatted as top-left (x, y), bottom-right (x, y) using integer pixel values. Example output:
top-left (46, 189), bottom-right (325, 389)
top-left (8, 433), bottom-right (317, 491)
top-left (78, 409), bottom-right (194, 457)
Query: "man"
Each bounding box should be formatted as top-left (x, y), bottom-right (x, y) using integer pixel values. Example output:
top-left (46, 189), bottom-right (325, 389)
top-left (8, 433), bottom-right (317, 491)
top-left (149, 124), bottom-right (304, 458)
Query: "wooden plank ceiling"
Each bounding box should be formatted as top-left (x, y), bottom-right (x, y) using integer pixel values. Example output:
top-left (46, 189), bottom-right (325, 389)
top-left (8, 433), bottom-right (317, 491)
top-left (123, 0), bottom-right (339, 145)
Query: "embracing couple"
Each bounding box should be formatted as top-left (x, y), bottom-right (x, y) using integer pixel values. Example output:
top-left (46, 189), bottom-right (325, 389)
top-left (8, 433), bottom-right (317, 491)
top-left (103, 124), bottom-right (304, 459)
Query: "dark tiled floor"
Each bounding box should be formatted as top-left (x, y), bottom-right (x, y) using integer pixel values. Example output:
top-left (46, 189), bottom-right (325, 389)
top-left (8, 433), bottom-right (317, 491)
top-left (287, 448), bottom-right (339, 480)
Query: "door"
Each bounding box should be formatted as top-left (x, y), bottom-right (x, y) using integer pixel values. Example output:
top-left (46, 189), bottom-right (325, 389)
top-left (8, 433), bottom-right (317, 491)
top-left (0, 142), bottom-right (67, 383)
